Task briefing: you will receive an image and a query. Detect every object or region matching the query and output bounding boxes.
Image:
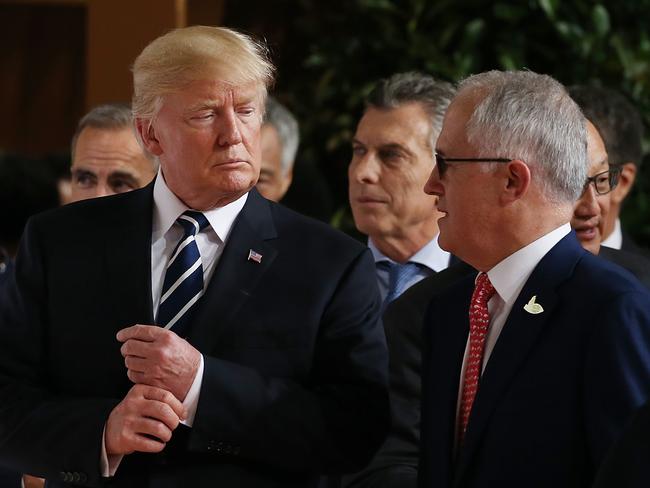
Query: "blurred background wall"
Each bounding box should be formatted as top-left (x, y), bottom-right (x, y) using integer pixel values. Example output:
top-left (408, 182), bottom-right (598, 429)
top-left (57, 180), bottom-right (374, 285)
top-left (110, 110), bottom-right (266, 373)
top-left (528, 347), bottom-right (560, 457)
top-left (1, 0), bottom-right (649, 243)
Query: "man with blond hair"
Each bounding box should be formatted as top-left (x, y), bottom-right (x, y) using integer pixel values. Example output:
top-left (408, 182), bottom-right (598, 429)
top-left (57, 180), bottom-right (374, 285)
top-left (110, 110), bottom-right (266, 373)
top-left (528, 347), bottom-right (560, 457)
top-left (0, 26), bottom-right (389, 487)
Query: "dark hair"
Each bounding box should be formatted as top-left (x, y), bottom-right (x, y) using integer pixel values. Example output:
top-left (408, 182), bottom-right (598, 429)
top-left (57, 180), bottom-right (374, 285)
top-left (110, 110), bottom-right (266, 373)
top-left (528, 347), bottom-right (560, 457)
top-left (0, 153), bottom-right (60, 252)
top-left (365, 71), bottom-right (456, 147)
top-left (568, 85), bottom-right (644, 167)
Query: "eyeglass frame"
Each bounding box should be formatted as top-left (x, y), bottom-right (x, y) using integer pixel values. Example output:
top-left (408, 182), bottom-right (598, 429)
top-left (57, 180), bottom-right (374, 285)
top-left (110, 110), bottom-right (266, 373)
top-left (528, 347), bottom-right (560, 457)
top-left (583, 166), bottom-right (621, 196)
top-left (434, 153), bottom-right (513, 177)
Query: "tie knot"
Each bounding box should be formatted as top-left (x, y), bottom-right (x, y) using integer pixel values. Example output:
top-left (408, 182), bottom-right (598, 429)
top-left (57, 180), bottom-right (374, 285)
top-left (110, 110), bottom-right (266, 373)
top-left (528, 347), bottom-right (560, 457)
top-left (177, 211), bottom-right (210, 237)
top-left (473, 272), bottom-right (496, 303)
top-left (381, 261), bottom-right (422, 305)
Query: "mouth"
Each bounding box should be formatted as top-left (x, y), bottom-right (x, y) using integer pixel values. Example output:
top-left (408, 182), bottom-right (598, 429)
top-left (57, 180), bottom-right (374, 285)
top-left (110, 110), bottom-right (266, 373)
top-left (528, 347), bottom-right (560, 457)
top-left (574, 223), bottom-right (599, 241)
top-left (356, 196), bottom-right (388, 205)
top-left (214, 159), bottom-right (247, 167)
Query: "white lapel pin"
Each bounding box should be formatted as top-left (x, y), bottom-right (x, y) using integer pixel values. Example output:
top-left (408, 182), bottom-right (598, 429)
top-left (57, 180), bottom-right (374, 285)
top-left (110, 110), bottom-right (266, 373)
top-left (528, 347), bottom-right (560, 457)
top-left (523, 295), bottom-right (544, 314)
top-left (247, 249), bottom-right (263, 264)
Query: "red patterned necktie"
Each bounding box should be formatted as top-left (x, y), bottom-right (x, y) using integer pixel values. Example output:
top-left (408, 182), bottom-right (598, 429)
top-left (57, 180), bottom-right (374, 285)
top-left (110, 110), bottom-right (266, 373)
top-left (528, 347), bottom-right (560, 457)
top-left (458, 272), bottom-right (496, 446)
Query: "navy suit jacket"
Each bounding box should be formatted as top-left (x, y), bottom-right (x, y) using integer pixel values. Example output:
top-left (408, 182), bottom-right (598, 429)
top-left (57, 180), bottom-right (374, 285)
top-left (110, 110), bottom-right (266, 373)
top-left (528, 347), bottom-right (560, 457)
top-left (419, 233), bottom-right (650, 488)
top-left (0, 185), bottom-right (389, 487)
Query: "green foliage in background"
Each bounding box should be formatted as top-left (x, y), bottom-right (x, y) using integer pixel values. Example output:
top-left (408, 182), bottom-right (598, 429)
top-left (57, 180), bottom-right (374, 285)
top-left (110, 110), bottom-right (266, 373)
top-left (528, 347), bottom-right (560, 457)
top-left (227, 0), bottom-right (650, 244)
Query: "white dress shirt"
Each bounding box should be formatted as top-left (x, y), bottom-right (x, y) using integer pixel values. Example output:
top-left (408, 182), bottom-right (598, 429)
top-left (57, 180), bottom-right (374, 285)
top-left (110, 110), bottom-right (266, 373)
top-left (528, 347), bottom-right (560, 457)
top-left (601, 218), bottom-right (622, 250)
top-left (455, 223), bottom-right (571, 428)
top-left (369, 235), bottom-right (451, 301)
top-left (102, 172), bottom-right (247, 475)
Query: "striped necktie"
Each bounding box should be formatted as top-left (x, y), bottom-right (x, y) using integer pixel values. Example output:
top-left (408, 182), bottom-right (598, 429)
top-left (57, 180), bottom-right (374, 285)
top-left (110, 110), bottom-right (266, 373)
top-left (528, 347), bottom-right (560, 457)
top-left (157, 210), bottom-right (210, 335)
top-left (380, 261), bottom-right (422, 310)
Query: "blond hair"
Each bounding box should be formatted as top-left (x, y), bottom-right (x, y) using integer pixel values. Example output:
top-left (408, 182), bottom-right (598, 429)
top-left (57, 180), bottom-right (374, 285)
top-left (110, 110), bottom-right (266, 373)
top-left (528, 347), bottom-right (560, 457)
top-left (132, 26), bottom-right (275, 120)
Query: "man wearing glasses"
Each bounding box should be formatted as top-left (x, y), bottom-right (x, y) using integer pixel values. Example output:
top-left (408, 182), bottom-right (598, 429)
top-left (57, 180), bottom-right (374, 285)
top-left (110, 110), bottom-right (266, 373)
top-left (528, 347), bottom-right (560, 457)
top-left (569, 85), bottom-right (647, 256)
top-left (572, 120), bottom-right (650, 286)
top-left (418, 70), bottom-right (650, 488)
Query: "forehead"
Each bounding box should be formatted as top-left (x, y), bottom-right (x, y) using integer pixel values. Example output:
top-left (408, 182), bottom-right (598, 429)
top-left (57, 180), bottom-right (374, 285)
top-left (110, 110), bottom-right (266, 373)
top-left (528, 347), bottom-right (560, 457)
top-left (436, 94), bottom-right (476, 153)
top-left (72, 127), bottom-right (150, 173)
top-left (355, 103), bottom-right (432, 146)
top-left (166, 79), bottom-right (263, 108)
top-left (586, 120), bottom-right (607, 172)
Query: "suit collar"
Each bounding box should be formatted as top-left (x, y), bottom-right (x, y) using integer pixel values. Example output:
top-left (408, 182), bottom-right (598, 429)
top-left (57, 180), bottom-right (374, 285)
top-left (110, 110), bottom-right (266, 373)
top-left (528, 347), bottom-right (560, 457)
top-left (455, 232), bottom-right (586, 483)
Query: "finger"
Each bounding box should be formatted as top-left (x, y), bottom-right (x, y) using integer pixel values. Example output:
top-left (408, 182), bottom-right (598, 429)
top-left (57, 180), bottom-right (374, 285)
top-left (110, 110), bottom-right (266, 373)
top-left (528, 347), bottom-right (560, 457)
top-left (120, 339), bottom-right (154, 359)
top-left (117, 324), bottom-right (161, 343)
top-left (127, 369), bottom-right (152, 386)
top-left (128, 431), bottom-right (167, 453)
top-left (133, 416), bottom-right (174, 443)
top-left (124, 355), bottom-right (148, 373)
top-left (141, 385), bottom-right (187, 420)
top-left (141, 400), bottom-right (182, 431)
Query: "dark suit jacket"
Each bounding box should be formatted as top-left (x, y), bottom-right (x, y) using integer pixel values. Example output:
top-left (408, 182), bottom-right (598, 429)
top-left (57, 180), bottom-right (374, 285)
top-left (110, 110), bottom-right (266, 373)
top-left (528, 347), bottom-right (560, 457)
top-left (621, 229), bottom-right (650, 258)
top-left (592, 399), bottom-right (650, 488)
top-left (343, 262), bottom-right (475, 488)
top-left (0, 185), bottom-right (390, 487)
top-left (0, 466), bottom-right (21, 487)
top-left (599, 246), bottom-right (650, 288)
top-left (419, 233), bottom-right (650, 488)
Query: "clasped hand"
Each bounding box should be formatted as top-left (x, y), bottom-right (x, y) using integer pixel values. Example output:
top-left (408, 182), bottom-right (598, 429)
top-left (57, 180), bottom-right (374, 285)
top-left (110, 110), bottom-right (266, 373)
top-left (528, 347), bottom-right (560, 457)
top-left (105, 324), bottom-right (201, 456)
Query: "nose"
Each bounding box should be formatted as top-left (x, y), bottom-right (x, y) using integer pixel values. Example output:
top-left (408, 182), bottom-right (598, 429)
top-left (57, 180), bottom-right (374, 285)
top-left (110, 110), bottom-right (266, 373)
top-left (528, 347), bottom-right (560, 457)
top-left (349, 153), bottom-right (380, 184)
top-left (424, 167), bottom-right (444, 196)
top-left (574, 184), bottom-right (599, 219)
top-left (95, 182), bottom-right (113, 198)
top-left (217, 109), bottom-right (243, 147)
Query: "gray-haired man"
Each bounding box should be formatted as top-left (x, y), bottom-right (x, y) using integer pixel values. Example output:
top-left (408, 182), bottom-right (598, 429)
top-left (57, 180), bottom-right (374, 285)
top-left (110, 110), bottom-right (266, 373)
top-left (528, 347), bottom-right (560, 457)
top-left (348, 72), bottom-right (456, 306)
top-left (70, 103), bottom-right (157, 202)
top-left (256, 96), bottom-right (299, 202)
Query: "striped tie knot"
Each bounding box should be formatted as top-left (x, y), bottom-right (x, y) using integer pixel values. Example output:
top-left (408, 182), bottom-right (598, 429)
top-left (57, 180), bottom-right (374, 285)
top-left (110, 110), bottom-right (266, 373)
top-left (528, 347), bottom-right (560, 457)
top-left (379, 261), bottom-right (422, 311)
top-left (177, 210), bottom-right (210, 237)
top-left (156, 210), bottom-right (210, 335)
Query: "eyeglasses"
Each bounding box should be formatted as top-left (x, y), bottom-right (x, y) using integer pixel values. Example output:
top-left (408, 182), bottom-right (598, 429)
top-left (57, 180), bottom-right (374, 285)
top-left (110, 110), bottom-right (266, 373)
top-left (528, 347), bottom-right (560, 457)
top-left (583, 167), bottom-right (621, 196)
top-left (434, 153), bottom-right (512, 177)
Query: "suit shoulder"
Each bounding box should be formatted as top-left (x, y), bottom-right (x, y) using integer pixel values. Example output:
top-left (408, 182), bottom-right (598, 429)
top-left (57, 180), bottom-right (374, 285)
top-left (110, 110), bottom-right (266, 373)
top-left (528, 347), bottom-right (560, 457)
top-left (30, 186), bottom-right (150, 229)
top-left (269, 202), bottom-right (367, 257)
top-left (574, 251), bottom-right (650, 297)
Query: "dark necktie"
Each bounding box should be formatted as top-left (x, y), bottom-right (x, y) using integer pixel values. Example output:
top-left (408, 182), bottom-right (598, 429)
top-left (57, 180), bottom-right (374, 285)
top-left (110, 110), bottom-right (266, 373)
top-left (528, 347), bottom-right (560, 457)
top-left (156, 210), bottom-right (210, 335)
top-left (457, 272), bottom-right (496, 446)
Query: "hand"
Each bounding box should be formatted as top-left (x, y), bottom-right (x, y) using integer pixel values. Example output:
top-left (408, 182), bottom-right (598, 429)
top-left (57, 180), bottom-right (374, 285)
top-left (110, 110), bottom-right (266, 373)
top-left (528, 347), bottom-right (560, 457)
top-left (105, 384), bottom-right (186, 456)
top-left (117, 324), bottom-right (201, 401)
top-left (22, 475), bottom-right (44, 488)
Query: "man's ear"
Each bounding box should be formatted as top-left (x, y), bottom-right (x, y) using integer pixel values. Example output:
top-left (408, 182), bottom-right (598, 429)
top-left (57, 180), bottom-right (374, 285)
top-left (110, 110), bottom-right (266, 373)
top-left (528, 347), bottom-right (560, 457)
top-left (135, 118), bottom-right (163, 156)
top-left (501, 159), bottom-right (531, 204)
top-left (611, 162), bottom-right (636, 206)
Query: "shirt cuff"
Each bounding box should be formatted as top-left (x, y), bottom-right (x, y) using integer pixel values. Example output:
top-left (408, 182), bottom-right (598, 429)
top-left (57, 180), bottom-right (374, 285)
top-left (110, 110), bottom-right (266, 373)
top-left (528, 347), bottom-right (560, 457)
top-left (181, 354), bottom-right (204, 427)
top-left (100, 426), bottom-right (123, 477)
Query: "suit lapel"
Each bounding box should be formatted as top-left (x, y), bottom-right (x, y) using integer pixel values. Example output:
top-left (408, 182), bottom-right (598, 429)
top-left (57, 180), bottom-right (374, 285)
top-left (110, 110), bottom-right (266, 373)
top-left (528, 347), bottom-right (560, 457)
top-left (186, 189), bottom-right (278, 351)
top-left (455, 234), bottom-right (585, 482)
top-left (103, 183), bottom-right (155, 327)
top-left (425, 276), bottom-right (474, 486)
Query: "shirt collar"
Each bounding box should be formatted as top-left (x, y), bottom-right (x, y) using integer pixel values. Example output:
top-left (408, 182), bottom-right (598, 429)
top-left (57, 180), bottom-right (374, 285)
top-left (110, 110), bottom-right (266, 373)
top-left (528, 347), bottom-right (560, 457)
top-left (600, 218), bottom-right (622, 250)
top-left (152, 169), bottom-right (248, 242)
top-left (368, 234), bottom-right (450, 272)
top-left (486, 223), bottom-right (571, 305)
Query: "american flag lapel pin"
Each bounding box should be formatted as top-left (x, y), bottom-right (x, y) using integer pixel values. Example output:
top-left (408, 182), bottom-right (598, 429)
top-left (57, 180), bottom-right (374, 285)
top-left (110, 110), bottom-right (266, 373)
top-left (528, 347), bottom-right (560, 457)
top-left (247, 249), bottom-right (263, 264)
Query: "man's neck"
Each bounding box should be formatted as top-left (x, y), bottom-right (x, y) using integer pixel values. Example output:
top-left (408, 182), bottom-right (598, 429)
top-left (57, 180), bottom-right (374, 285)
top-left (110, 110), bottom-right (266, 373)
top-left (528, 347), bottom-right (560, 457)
top-left (371, 227), bottom-right (439, 264)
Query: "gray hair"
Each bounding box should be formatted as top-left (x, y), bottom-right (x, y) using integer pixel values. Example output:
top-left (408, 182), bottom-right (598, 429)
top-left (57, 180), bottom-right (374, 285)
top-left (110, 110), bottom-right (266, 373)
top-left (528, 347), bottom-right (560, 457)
top-left (71, 103), bottom-right (157, 168)
top-left (263, 97), bottom-right (299, 174)
top-left (365, 71), bottom-right (456, 149)
top-left (458, 70), bottom-right (587, 203)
